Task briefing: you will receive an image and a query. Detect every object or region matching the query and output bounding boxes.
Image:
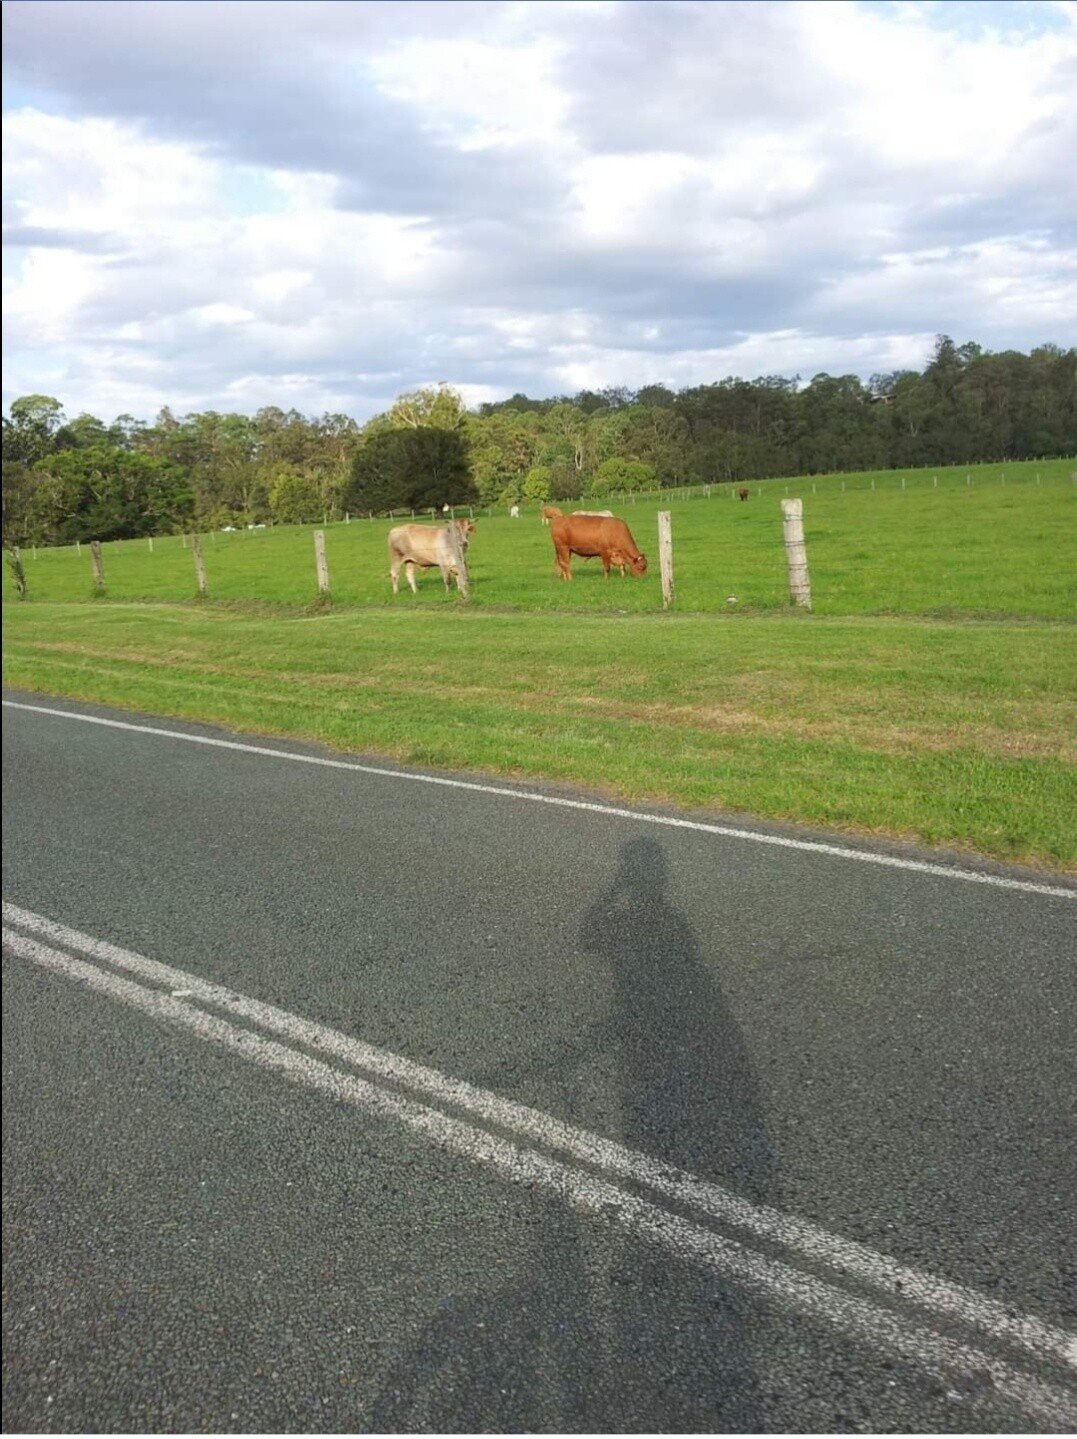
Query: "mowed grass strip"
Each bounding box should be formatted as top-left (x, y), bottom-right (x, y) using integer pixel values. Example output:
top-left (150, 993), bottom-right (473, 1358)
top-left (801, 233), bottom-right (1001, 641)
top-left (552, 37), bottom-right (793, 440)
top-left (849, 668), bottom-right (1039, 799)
top-left (5, 460), bottom-right (1075, 619)
top-left (5, 602), bottom-right (1075, 868)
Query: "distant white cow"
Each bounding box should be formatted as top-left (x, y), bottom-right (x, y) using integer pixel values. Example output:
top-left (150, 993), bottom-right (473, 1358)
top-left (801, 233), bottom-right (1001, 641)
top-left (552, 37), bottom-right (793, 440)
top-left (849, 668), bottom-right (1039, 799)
top-left (571, 510), bottom-right (614, 517)
top-left (509, 504), bottom-right (521, 519)
top-left (388, 519), bottom-right (476, 594)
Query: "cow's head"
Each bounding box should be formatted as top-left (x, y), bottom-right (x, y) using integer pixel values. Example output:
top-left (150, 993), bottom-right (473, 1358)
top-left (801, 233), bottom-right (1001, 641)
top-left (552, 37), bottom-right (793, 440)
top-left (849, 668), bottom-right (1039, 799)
top-left (455, 518), bottom-right (476, 549)
top-left (630, 552), bottom-right (648, 576)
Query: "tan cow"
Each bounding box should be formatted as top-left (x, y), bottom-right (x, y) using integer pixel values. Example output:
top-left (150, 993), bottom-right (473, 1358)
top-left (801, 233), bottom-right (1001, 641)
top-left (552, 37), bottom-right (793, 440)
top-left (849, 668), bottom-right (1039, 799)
top-left (388, 519), bottom-right (475, 594)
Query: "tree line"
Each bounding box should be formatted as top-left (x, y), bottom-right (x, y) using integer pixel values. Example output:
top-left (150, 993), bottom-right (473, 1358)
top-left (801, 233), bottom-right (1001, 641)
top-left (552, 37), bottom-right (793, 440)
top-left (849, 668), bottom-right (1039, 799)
top-left (2, 337), bottom-right (1073, 547)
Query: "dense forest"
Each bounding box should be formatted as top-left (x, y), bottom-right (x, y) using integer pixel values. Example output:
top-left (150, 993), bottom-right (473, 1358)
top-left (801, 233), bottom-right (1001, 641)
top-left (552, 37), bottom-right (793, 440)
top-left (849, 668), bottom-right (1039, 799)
top-left (2, 337), bottom-right (1074, 547)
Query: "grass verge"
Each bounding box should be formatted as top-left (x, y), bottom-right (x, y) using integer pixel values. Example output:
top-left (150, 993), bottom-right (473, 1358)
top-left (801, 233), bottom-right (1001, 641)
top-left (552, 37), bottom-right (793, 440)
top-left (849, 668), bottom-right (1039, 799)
top-left (4, 601), bottom-right (1075, 869)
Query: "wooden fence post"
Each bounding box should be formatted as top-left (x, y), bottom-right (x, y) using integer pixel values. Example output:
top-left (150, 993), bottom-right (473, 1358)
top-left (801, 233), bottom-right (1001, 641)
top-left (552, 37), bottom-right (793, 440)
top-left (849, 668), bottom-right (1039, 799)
top-left (192, 535), bottom-right (208, 596)
top-left (314, 529), bottom-right (330, 596)
top-left (8, 546), bottom-right (28, 599)
top-left (781, 498), bottom-right (811, 609)
top-left (657, 510), bottom-right (674, 610)
top-left (90, 540), bottom-right (105, 593)
top-left (443, 519), bottom-right (470, 599)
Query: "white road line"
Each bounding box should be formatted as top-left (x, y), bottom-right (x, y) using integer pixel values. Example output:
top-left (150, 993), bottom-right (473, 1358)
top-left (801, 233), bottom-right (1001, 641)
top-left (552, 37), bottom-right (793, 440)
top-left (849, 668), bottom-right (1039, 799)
top-left (4, 901), bottom-right (1076, 1382)
top-left (4, 925), bottom-right (1075, 1430)
top-left (3, 699), bottom-right (1075, 900)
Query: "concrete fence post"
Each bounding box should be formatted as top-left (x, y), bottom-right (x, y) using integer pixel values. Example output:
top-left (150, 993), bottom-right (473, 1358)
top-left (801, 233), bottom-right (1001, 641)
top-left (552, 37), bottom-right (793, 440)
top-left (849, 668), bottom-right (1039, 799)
top-left (192, 534), bottom-right (208, 597)
top-left (657, 510), bottom-right (674, 610)
top-left (781, 498), bottom-right (811, 610)
top-left (314, 529), bottom-right (330, 595)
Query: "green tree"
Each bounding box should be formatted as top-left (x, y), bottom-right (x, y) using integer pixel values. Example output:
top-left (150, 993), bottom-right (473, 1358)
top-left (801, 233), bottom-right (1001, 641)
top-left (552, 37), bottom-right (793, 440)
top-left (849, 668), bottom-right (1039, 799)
top-left (269, 472), bottom-right (322, 525)
top-left (35, 444), bottom-right (192, 542)
top-left (347, 427), bottom-right (475, 514)
top-left (521, 466), bottom-right (552, 503)
top-left (389, 384), bottom-right (468, 431)
top-left (3, 394), bottom-right (66, 467)
top-left (588, 457), bottom-right (656, 496)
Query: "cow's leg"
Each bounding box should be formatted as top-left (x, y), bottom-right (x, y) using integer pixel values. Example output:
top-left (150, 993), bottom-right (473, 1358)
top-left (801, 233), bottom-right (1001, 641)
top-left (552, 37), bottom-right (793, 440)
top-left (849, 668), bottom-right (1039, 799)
top-left (554, 544), bottom-right (572, 580)
top-left (405, 562), bottom-right (419, 594)
top-left (390, 558), bottom-right (401, 594)
top-left (439, 562), bottom-right (453, 590)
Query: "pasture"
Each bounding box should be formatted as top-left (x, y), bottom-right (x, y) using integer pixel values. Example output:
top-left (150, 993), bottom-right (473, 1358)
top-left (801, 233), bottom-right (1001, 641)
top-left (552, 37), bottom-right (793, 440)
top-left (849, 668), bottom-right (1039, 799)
top-left (4, 458), bottom-right (1075, 867)
top-left (5, 459), bottom-right (1076, 619)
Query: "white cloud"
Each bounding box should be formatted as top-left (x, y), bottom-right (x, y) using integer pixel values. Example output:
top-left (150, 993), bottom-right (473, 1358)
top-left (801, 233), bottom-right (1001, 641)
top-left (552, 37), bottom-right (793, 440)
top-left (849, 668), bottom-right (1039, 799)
top-left (2, 0), bottom-right (1074, 420)
top-left (365, 35), bottom-right (571, 151)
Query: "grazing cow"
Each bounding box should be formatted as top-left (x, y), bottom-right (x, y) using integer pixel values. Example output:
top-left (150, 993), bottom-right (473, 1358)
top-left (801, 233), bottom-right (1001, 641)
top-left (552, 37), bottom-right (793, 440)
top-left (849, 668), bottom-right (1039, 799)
top-left (509, 504), bottom-right (521, 519)
top-left (388, 519), bottom-right (475, 594)
top-left (546, 511), bottom-right (647, 581)
top-left (738, 488), bottom-right (749, 501)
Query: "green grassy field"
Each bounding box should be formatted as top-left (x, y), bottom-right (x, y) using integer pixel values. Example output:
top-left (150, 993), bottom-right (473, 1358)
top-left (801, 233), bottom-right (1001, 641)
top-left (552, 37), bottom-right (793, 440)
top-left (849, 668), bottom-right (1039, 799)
top-left (5, 458), bottom-right (1075, 868)
top-left (6, 459), bottom-right (1076, 618)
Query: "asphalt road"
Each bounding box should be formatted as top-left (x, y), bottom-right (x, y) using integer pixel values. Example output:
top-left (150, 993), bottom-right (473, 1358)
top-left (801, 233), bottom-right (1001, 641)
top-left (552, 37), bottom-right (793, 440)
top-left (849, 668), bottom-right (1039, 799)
top-left (3, 690), bottom-right (1075, 1433)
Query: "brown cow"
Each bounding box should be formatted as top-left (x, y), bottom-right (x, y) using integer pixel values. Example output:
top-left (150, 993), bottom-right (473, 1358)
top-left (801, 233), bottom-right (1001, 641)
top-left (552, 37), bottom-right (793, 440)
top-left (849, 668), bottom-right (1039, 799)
top-left (547, 511), bottom-right (647, 581)
top-left (738, 488), bottom-right (749, 501)
top-left (388, 519), bottom-right (475, 594)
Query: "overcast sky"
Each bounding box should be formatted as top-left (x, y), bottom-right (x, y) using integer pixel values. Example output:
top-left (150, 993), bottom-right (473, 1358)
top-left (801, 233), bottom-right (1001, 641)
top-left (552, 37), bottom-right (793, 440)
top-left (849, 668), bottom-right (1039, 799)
top-left (3, 0), bottom-right (1075, 423)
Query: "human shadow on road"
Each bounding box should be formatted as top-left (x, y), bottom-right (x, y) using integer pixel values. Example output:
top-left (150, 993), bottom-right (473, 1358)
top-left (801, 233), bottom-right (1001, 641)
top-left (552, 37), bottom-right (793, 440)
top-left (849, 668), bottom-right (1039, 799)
top-left (585, 834), bottom-right (775, 1200)
top-left (366, 835), bottom-right (776, 1433)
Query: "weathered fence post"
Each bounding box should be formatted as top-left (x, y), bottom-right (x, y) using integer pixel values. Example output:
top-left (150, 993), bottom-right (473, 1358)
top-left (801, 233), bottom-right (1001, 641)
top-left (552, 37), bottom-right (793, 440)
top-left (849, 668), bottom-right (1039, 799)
top-left (148, 536), bottom-right (154, 552)
top-left (442, 518), bottom-right (470, 598)
top-left (781, 499), bottom-right (811, 609)
top-left (657, 511), bottom-right (674, 609)
top-left (192, 534), bottom-right (208, 597)
top-left (7, 546), bottom-right (28, 599)
top-left (314, 529), bottom-right (330, 596)
top-left (90, 540), bottom-right (105, 593)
